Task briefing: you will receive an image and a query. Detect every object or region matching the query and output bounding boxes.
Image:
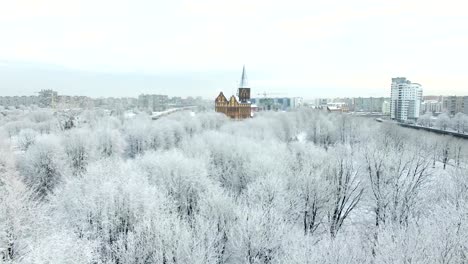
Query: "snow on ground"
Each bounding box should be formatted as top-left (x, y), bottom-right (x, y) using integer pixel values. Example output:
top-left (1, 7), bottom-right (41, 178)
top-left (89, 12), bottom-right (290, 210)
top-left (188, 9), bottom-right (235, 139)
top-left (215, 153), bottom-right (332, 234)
top-left (124, 112), bottom-right (136, 119)
top-left (296, 132), bottom-right (307, 142)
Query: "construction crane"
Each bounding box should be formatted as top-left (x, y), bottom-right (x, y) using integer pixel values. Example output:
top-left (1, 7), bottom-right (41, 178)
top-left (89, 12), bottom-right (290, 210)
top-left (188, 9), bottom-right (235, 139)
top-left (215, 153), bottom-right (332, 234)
top-left (257, 92), bottom-right (285, 98)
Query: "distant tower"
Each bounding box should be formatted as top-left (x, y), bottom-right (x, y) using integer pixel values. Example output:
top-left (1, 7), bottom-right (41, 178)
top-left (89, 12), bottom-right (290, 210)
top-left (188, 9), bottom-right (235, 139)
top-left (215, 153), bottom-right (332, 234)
top-left (238, 65), bottom-right (251, 103)
top-left (239, 65), bottom-right (248, 88)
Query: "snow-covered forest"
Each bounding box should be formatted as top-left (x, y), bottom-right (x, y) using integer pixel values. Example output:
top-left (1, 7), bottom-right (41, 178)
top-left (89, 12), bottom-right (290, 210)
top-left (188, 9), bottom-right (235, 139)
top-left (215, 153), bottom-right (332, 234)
top-left (1, 107), bottom-right (468, 263)
top-left (418, 112), bottom-right (468, 133)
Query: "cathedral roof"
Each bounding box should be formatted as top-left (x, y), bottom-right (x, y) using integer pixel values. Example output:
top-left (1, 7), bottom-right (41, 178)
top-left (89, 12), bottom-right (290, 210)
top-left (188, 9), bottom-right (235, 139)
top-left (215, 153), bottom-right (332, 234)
top-left (215, 92), bottom-right (228, 103)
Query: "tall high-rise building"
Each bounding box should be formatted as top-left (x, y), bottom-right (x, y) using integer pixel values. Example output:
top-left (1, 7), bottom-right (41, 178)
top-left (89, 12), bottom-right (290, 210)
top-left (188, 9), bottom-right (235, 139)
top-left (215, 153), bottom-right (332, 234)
top-left (464, 96), bottom-right (468, 115)
top-left (390, 77), bottom-right (423, 122)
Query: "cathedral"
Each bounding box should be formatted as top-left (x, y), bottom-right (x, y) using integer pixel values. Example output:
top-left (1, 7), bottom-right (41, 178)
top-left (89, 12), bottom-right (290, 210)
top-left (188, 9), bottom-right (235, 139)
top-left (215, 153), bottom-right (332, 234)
top-left (215, 66), bottom-right (252, 119)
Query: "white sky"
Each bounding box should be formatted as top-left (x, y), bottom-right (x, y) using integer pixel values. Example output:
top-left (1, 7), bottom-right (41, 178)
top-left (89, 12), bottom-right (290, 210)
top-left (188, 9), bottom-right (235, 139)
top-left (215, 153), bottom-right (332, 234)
top-left (0, 0), bottom-right (467, 98)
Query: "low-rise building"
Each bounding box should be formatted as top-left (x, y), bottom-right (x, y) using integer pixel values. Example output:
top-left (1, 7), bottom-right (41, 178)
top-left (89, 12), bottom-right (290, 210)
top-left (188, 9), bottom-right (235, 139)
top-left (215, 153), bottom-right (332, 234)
top-left (443, 96), bottom-right (465, 115)
top-left (250, 97), bottom-right (293, 111)
top-left (353, 97), bottom-right (388, 112)
top-left (290, 97), bottom-right (303, 109)
top-left (421, 100), bottom-right (443, 114)
top-left (382, 101), bottom-right (390, 115)
top-left (314, 98), bottom-right (330, 107)
top-left (326, 102), bottom-right (349, 113)
top-left (138, 94), bottom-right (169, 112)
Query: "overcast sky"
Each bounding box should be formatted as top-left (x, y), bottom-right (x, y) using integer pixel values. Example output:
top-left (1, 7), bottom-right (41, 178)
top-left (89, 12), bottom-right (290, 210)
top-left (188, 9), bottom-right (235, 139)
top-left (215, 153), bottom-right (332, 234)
top-left (1, 0), bottom-right (467, 99)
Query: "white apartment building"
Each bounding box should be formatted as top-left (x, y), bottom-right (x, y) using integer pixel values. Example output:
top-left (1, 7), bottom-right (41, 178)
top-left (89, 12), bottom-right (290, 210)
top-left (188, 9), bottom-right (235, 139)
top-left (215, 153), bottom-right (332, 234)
top-left (382, 101), bottom-right (390, 115)
top-left (390, 77), bottom-right (423, 122)
top-left (420, 100), bottom-right (443, 114)
top-left (313, 98), bottom-right (330, 107)
top-left (291, 97), bottom-right (303, 109)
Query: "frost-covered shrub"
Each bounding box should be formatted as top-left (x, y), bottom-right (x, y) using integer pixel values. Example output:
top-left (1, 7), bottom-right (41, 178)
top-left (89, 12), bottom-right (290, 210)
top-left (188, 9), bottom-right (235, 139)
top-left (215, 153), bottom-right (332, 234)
top-left (17, 128), bottom-right (38, 151)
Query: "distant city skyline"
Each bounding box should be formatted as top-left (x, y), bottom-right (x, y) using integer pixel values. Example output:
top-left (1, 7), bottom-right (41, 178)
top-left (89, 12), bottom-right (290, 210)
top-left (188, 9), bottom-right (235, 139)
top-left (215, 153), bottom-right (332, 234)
top-left (1, 62), bottom-right (466, 100)
top-left (1, 0), bottom-right (467, 98)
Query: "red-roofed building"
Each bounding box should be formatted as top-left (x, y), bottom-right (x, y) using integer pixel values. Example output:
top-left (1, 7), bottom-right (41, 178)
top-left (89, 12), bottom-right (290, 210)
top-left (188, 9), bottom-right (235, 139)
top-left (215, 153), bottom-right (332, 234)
top-left (215, 66), bottom-right (253, 119)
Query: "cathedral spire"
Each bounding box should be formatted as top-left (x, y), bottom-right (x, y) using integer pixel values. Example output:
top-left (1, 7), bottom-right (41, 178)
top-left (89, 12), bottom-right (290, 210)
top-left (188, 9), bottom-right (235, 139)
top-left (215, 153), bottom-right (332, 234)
top-left (239, 65), bottom-right (248, 88)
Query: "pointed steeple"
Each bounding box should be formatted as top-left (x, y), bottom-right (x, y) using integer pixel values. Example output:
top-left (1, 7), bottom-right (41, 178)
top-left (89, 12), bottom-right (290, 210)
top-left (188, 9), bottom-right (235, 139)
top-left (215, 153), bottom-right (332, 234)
top-left (239, 65), bottom-right (248, 88)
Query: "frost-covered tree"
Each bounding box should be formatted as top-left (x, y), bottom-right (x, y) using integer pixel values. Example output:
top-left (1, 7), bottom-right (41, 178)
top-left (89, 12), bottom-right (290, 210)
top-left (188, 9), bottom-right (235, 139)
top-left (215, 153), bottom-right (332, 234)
top-left (452, 112), bottom-right (468, 134)
top-left (362, 129), bottom-right (434, 259)
top-left (63, 129), bottom-right (93, 175)
top-left (324, 148), bottom-right (363, 238)
top-left (236, 177), bottom-right (288, 264)
top-left (417, 112), bottom-right (433, 127)
top-left (0, 174), bottom-right (38, 262)
top-left (18, 135), bottom-right (66, 200)
top-left (27, 110), bottom-right (54, 123)
top-left (195, 192), bottom-right (238, 264)
top-left (94, 128), bottom-right (125, 158)
top-left (137, 150), bottom-right (212, 220)
top-left (2, 107), bottom-right (468, 263)
top-left (124, 119), bottom-right (150, 158)
top-left (436, 113), bottom-right (451, 131)
top-left (286, 142), bottom-right (329, 236)
top-left (0, 141), bottom-right (39, 262)
top-left (203, 132), bottom-right (256, 196)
